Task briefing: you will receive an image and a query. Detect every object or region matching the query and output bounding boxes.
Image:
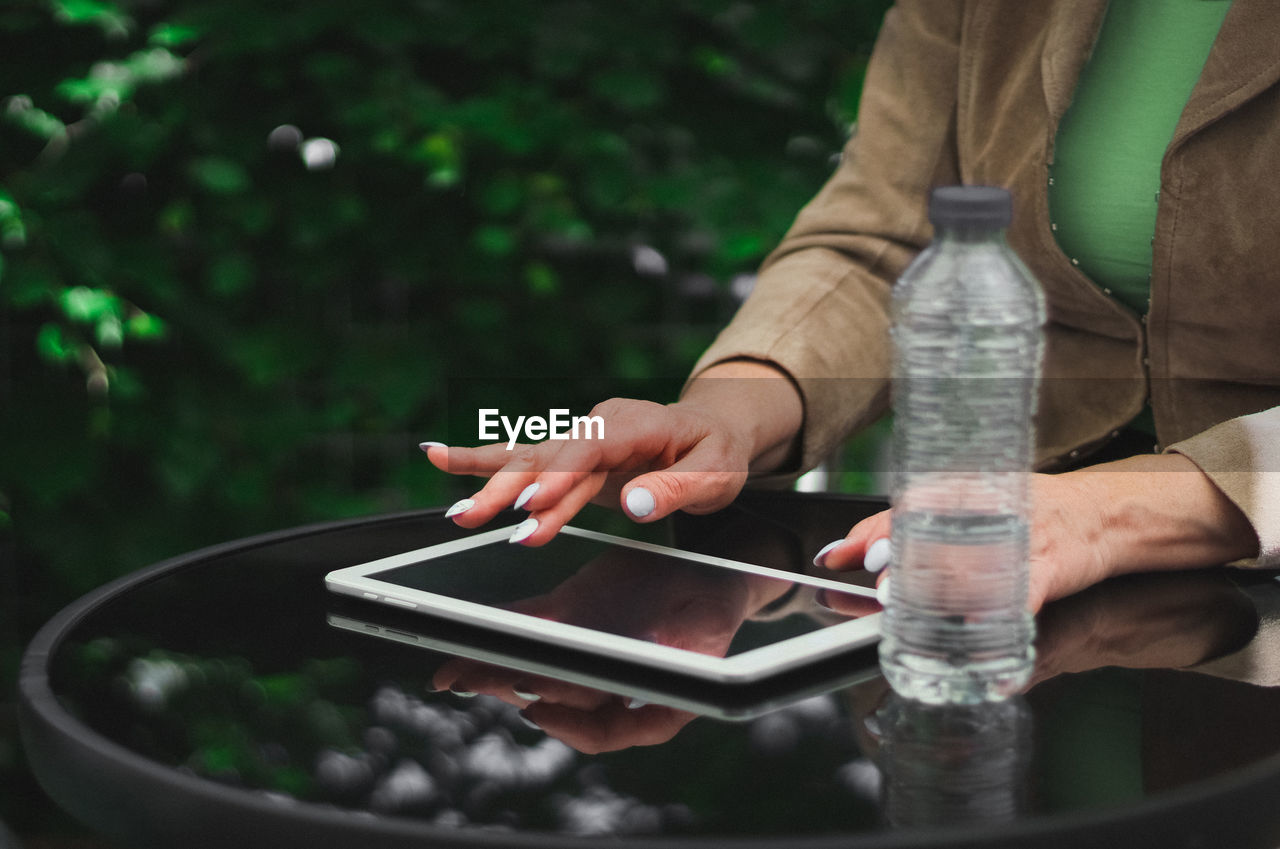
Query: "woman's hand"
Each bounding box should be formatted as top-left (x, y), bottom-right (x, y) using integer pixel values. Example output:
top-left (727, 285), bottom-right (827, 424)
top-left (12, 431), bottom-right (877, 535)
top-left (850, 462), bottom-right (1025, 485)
top-left (421, 361), bottom-right (803, 545)
top-left (815, 454), bottom-right (1259, 612)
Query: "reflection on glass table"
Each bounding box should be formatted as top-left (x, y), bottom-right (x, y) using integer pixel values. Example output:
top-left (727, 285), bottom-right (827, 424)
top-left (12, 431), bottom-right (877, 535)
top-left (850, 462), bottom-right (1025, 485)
top-left (23, 494), bottom-right (1280, 848)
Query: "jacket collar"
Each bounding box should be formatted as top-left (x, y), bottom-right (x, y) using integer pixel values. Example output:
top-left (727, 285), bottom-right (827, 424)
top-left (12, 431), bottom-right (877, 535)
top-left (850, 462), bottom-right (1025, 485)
top-left (1039, 0), bottom-right (1109, 130)
top-left (1039, 0), bottom-right (1280, 154)
top-left (1173, 0), bottom-right (1280, 151)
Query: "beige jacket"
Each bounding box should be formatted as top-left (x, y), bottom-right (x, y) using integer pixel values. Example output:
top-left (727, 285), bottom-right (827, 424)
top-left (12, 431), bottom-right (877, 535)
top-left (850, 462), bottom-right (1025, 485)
top-left (691, 0), bottom-right (1280, 565)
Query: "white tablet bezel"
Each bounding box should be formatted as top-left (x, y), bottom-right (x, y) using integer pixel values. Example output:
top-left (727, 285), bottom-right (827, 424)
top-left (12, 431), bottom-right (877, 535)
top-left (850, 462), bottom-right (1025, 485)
top-left (324, 524), bottom-right (880, 684)
top-left (326, 612), bottom-right (882, 720)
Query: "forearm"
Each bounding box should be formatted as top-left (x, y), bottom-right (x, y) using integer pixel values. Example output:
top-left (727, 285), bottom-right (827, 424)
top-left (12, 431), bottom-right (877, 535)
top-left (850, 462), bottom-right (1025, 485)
top-left (677, 359), bottom-right (804, 475)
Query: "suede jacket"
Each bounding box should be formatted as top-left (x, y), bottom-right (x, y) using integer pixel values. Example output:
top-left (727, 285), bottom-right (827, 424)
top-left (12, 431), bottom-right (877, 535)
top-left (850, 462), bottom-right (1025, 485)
top-left (691, 0), bottom-right (1280, 565)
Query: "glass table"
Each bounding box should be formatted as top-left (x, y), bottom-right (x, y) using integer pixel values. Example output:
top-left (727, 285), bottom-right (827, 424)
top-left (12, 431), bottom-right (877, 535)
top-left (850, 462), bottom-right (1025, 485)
top-left (19, 491), bottom-right (1280, 848)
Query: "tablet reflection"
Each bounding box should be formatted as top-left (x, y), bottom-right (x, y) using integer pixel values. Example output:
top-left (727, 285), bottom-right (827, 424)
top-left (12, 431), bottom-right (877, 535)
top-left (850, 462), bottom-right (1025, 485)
top-left (432, 656), bottom-right (702, 754)
top-left (483, 544), bottom-right (877, 658)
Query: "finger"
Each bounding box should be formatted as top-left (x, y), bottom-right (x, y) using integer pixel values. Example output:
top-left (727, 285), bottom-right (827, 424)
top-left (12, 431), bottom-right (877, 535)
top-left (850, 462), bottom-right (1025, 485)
top-left (618, 442), bottom-right (748, 523)
top-left (422, 441), bottom-right (542, 477)
top-left (815, 587), bottom-right (883, 618)
top-left (445, 445), bottom-right (549, 528)
top-left (510, 471), bottom-right (610, 546)
top-left (510, 399), bottom-right (687, 510)
top-left (447, 667), bottom-right (554, 708)
top-left (432, 658), bottom-right (500, 697)
top-left (813, 510), bottom-right (894, 571)
top-left (507, 676), bottom-right (615, 711)
top-left (522, 700), bottom-right (695, 754)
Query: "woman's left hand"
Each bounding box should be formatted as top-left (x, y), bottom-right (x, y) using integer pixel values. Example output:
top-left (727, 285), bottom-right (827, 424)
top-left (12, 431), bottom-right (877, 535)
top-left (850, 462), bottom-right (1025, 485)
top-left (814, 454), bottom-right (1259, 612)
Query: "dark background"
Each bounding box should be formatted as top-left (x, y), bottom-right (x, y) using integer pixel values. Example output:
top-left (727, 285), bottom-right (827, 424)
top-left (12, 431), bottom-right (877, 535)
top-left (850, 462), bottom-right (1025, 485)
top-left (0, 0), bottom-right (892, 843)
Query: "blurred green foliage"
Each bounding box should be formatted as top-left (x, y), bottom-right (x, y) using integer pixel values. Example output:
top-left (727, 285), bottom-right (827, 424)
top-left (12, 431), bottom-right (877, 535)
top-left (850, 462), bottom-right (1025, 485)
top-left (0, 0), bottom-right (891, 834)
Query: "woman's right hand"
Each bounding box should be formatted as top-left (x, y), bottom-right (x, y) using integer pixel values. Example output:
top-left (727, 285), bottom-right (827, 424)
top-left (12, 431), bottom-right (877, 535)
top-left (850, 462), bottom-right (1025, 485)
top-left (421, 361), bottom-right (804, 546)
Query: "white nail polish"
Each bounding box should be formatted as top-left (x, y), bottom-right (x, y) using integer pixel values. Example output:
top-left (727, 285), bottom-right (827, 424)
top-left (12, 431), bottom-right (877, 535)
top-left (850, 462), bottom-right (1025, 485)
top-left (864, 537), bottom-right (891, 573)
top-left (445, 498), bottom-right (475, 518)
top-left (513, 689), bottom-right (541, 702)
top-left (509, 518), bottom-right (538, 543)
top-left (452, 690), bottom-right (478, 698)
top-left (625, 698), bottom-right (647, 710)
top-left (813, 539), bottom-right (844, 567)
top-left (419, 441), bottom-right (446, 451)
top-left (876, 574), bottom-right (892, 607)
top-left (514, 482), bottom-right (540, 510)
top-left (625, 487), bottom-right (655, 518)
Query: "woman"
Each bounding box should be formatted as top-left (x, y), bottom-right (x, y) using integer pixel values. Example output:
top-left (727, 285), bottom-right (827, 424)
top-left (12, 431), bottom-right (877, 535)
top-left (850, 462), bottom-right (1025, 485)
top-left (423, 0), bottom-right (1277, 609)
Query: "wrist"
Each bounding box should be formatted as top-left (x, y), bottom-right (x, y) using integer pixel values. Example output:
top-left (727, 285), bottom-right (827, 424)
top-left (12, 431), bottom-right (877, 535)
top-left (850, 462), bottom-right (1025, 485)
top-left (680, 359), bottom-right (803, 474)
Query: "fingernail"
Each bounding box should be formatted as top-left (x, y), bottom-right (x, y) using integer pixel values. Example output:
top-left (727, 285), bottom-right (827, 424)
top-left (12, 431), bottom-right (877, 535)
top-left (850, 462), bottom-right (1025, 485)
top-left (814, 589), bottom-right (832, 610)
top-left (863, 713), bottom-right (882, 738)
top-left (625, 487), bottom-right (655, 518)
top-left (451, 689), bottom-right (478, 698)
top-left (625, 698), bottom-right (647, 710)
top-left (876, 574), bottom-right (892, 607)
top-left (513, 689), bottom-right (542, 702)
top-left (514, 482), bottom-right (540, 510)
top-left (509, 518), bottom-right (539, 543)
top-left (864, 537), bottom-right (891, 573)
top-left (419, 441), bottom-right (446, 452)
top-left (445, 498), bottom-right (475, 518)
top-left (518, 711), bottom-right (541, 730)
top-left (813, 539), bottom-right (844, 567)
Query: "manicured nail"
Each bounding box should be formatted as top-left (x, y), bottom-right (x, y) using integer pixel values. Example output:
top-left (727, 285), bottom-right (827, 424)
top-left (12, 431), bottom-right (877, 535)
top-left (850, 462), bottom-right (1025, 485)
top-left (509, 518), bottom-right (539, 543)
top-left (863, 713), bottom-right (882, 738)
top-left (876, 574), bottom-right (892, 607)
top-left (451, 689), bottom-right (478, 698)
top-left (625, 698), bottom-right (647, 710)
top-left (813, 539), bottom-right (845, 567)
top-left (513, 689), bottom-right (542, 702)
top-left (625, 486), bottom-right (655, 518)
top-left (445, 498), bottom-right (475, 518)
top-left (419, 441), bottom-right (446, 452)
top-left (864, 538), bottom-right (891, 573)
top-left (814, 589), bottom-right (832, 611)
top-left (518, 711), bottom-right (541, 730)
top-left (514, 482), bottom-right (540, 510)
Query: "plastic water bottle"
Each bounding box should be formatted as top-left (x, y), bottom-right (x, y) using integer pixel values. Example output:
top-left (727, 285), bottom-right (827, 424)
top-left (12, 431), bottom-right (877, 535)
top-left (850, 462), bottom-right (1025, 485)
top-left (879, 186), bottom-right (1045, 704)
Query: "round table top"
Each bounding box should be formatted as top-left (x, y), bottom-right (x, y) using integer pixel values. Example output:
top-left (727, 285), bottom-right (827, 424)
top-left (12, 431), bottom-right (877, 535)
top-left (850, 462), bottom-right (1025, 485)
top-left (19, 491), bottom-right (1280, 848)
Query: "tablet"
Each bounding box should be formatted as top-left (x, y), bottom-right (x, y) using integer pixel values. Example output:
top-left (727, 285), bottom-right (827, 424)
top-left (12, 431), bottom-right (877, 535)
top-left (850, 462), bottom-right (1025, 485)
top-left (326, 611), bottom-right (882, 720)
top-left (324, 524), bottom-right (880, 683)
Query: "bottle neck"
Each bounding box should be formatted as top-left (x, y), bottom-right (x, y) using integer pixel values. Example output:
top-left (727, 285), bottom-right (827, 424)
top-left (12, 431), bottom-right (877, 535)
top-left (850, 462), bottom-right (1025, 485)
top-left (933, 224), bottom-right (1007, 245)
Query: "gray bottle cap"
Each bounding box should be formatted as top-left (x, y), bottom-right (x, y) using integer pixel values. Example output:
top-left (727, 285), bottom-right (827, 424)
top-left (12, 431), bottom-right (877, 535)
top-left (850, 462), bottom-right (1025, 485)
top-left (928, 185), bottom-right (1012, 229)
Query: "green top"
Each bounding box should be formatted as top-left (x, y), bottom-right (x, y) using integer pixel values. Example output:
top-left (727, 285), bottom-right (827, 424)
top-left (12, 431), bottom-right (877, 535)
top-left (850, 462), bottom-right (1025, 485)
top-left (1050, 0), bottom-right (1232, 317)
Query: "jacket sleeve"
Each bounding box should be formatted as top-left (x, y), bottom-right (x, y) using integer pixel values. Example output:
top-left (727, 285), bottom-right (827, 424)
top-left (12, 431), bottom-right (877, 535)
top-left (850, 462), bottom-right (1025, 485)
top-left (685, 0), bottom-right (964, 475)
top-left (1166, 407), bottom-right (1280, 568)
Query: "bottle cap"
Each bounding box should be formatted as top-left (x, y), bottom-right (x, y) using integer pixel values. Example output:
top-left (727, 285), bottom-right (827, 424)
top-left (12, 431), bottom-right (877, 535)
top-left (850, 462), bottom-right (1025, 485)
top-left (928, 185), bottom-right (1012, 229)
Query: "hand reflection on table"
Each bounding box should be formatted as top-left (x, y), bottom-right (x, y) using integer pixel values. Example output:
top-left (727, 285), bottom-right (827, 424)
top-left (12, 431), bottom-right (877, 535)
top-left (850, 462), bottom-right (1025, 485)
top-left (1031, 569), bottom-right (1257, 687)
top-left (854, 570), bottom-right (1259, 829)
top-left (428, 545), bottom-right (875, 754)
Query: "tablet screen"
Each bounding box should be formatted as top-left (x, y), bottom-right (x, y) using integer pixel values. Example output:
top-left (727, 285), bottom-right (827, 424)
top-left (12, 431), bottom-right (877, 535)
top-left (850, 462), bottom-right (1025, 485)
top-left (365, 532), bottom-right (865, 659)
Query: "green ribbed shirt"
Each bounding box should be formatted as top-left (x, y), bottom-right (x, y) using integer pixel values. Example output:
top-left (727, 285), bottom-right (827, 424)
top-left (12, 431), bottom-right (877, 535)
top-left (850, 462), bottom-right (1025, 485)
top-left (1050, 0), bottom-right (1233, 317)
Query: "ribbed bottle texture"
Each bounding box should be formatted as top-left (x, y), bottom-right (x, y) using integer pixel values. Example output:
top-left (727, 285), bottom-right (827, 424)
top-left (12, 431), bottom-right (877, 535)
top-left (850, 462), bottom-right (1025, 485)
top-left (879, 186), bottom-right (1045, 704)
